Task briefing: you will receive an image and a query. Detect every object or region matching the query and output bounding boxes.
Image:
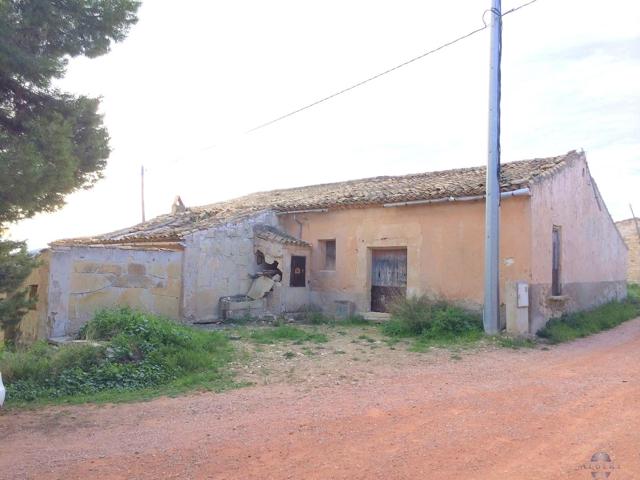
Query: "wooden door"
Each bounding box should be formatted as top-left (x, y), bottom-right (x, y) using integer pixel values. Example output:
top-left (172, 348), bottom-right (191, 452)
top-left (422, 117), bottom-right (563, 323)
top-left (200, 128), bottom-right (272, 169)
top-left (371, 249), bottom-right (407, 312)
top-left (552, 227), bottom-right (561, 295)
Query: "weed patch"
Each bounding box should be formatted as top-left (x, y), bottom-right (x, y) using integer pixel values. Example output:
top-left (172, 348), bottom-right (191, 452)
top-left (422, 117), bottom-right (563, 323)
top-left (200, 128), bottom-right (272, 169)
top-left (0, 308), bottom-right (235, 406)
top-left (381, 296), bottom-right (483, 347)
top-left (306, 312), bottom-right (369, 327)
top-left (537, 295), bottom-right (640, 344)
top-left (495, 336), bottom-right (537, 349)
top-left (246, 325), bottom-right (328, 344)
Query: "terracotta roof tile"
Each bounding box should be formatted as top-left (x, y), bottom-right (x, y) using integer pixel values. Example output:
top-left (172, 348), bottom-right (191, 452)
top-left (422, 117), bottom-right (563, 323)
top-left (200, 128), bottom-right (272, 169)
top-left (254, 224), bottom-right (311, 247)
top-left (53, 150), bottom-right (579, 246)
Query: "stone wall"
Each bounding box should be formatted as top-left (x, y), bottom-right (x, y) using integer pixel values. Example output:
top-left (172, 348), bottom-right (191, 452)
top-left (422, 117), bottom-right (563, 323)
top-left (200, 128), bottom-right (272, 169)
top-left (254, 236), bottom-right (311, 314)
top-left (48, 245), bottom-right (183, 337)
top-left (181, 211), bottom-right (279, 322)
top-left (15, 250), bottom-right (51, 343)
top-left (616, 218), bottom-right (640, 283)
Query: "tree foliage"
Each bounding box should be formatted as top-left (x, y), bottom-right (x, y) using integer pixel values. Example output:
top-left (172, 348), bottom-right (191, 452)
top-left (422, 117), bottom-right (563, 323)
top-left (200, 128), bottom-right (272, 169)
top-left (0, 0), bottom-right (140, 338)
top-left (0, 240), bottom-right (38, 339)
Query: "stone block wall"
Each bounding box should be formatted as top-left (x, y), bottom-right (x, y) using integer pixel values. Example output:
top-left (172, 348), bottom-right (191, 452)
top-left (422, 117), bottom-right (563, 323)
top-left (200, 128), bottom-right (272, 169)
top-left (181, 211), bottom-right (279, 322)
top-left (48, 246), bottom-right (183, 337)
top-left (617, 218), bottom-right (640, 283)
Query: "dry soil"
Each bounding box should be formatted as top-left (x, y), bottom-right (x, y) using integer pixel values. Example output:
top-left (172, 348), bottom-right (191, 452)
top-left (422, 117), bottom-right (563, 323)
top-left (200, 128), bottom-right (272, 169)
top-left (1, 319), bottom-right (640, 479)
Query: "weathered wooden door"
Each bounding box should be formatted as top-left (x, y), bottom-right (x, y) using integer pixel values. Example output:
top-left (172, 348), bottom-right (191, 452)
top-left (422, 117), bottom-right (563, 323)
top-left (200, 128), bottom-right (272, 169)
top-left (371, 249), bottom-right (407, 312)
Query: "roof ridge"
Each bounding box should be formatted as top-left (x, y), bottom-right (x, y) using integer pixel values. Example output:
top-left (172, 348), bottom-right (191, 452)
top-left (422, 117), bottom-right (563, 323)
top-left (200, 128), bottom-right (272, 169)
top-left (53, 150), bottom-right (580, 246)
top-left (194, 151), bottom-right (577, 212)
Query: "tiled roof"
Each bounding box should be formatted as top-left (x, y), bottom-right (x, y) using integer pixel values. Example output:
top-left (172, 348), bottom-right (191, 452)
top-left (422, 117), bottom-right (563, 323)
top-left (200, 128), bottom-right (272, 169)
top-left (254, 224), bottom-right (311, 247)
top-left (53, 150), bottom-right (580, 246)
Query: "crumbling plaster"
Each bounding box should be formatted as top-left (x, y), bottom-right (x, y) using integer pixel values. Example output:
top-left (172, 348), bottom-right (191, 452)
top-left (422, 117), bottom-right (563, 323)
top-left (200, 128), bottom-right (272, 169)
top-left (12, 250), bottom-right (51, 343)
top-left (180, 211), bottom-right (306, 322)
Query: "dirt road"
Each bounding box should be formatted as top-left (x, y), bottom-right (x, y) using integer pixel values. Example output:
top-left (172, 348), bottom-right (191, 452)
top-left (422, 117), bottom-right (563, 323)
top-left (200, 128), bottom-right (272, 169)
top-left (2, 319), bottom-right (640, 480)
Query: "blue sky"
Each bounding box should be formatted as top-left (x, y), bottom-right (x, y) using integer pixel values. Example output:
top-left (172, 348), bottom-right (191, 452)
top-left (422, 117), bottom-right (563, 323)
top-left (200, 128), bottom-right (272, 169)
top-left (8, 0), bottom-right (640, 248)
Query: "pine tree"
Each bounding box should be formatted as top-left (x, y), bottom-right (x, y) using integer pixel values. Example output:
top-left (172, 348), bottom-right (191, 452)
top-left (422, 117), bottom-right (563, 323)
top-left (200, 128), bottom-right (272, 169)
top-left (0, 0), bottom-right (140, 339)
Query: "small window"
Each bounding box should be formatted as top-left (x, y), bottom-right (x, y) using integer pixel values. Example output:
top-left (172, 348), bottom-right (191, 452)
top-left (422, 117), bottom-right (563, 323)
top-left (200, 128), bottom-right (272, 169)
top-left (290, 256), bottom-right (306, 287)
top-left (552, 226), bottom-right (561, 296)
top-left (28, 284), bottom-right (38, 310)
top-left (320, 239), bottom-right (336, 270)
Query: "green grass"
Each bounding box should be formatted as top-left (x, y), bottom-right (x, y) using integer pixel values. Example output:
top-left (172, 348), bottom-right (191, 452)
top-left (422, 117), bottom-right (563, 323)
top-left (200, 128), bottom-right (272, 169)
top-left (305, 311), bottom-right (369, 327)
top-left (0, 308), bottom-right (236, 407)
top-left (241, 325), bottom-right (328, 344)
top-left (495, 336), bottom-right (537, 349)
top-left (381, 296), bottom-right (484, 349)
top-left (537, 291), bottom-right (640, 344)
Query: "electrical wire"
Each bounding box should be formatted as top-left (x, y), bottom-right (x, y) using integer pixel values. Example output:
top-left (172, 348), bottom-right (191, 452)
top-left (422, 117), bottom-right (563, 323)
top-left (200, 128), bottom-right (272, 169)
top-left (158, 0), bottom-right (540, 167)
top-left (246, 0), bottom-right (539, 134)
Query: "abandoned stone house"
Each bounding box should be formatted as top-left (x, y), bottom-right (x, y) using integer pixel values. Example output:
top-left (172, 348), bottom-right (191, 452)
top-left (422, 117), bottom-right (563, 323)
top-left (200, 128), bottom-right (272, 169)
top-left (616, 217), bottom-right (640, 283)
top-left (11, 150), bottom-right (628, 342)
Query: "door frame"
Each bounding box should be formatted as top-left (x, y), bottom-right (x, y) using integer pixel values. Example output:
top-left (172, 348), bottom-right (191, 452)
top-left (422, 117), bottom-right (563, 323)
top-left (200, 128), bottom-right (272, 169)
top-left (368, 246), bottom-right (408, 313)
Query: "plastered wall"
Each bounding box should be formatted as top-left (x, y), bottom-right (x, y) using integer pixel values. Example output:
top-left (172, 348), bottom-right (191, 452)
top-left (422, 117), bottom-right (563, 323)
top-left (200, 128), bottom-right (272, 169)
top-left (181, 211), bottom-right (280, 322)
top-left (279, 197), bottom-right (533, 314)
top-left (529, 154), bottom-right (628, 331)
top-left (253, 236), bottom-right (311, 314)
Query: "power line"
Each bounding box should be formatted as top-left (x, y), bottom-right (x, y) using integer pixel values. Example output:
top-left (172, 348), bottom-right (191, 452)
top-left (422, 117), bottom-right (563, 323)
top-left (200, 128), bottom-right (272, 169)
top-left (154, 0), bottom-right (540, 168)
top-left (246, 0), bottom-right (539, 134)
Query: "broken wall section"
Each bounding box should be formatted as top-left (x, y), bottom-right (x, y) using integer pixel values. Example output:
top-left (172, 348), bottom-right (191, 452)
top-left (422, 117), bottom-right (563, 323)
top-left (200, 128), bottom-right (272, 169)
top-left (181, 211), bottom-right (280, 322)
top-left (254, 233), bottom-right (310, 315)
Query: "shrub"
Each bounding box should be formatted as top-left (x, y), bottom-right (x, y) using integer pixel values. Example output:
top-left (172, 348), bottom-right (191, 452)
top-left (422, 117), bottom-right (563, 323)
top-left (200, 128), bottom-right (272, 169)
top-left (382, 296), bottom-right (483, 340)
top-left (0, 307), bottom-right (234, 403)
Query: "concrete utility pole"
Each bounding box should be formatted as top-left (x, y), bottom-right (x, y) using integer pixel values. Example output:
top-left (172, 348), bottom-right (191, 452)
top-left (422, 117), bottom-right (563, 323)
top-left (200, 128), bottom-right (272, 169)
top-left (141, 165), bottom-right (146, 223)
top-left (483, 0), bottom-right (502, 334)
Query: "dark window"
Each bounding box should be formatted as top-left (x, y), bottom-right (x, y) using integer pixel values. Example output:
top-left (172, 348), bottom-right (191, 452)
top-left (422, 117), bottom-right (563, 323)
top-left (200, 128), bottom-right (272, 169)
top-left (320, 239), bottom-right (336, 270)
top-left (290, 256), bottom-right (306, 287)
top-left (28, 284), bottom-right (38, 310)
top-left (552, 226), bottom-right (561, 296)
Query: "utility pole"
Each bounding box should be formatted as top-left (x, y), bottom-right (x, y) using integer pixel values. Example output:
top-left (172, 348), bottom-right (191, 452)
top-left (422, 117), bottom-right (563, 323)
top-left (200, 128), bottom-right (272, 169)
top-left (483, 0), bottom-right (502, 334)
top-left (141, 165), bottom-right (146, 223)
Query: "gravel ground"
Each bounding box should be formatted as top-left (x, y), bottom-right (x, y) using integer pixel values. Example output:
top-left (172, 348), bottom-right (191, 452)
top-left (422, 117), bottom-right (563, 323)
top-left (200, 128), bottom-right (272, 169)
top-left (2, 319), bottom-right (640, 479)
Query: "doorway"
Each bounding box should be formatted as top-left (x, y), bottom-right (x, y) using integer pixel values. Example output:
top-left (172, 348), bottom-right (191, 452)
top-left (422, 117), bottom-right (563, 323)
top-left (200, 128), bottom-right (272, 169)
top-left (371, 248), bottom-right (407, 312)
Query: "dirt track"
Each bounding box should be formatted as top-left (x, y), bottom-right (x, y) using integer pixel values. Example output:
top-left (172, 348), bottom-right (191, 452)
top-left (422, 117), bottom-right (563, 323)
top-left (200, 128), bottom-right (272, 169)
top-left (2, 319), bottom-right (640, 480)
